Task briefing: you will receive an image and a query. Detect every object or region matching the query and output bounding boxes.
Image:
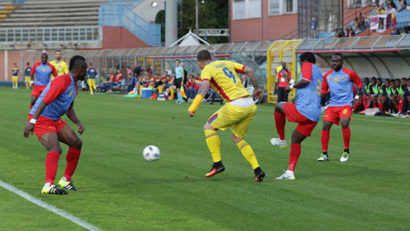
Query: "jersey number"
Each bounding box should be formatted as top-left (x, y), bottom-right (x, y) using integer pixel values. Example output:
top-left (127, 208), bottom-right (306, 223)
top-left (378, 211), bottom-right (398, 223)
top-left (223, 68), bottom-right (236, 83)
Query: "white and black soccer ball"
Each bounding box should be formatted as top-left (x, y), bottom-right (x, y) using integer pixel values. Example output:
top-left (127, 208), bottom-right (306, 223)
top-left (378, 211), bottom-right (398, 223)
top-left (143, 145), bottom-right (160, 161)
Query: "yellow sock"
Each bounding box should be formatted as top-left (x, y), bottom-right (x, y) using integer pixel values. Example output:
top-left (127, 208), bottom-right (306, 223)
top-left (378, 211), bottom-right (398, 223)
top-left (236, 140), bottom-right (259, 169)
top-left (170, 87), bottom-right (175, 98)
top-left (204, 129), bottom-right (221, 162)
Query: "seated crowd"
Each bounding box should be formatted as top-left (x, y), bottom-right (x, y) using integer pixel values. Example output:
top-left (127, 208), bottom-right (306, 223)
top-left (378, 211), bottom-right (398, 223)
top-left (353, 77), bottom-right (410, 115)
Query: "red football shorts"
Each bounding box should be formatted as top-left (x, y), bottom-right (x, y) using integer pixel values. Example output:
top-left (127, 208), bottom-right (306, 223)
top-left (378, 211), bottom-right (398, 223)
top-left (28, 115), bottom-right (66, 139)
top-left (283, 103), bottom-right (317, 137)
top-left (31, 85), bottom-right (47, 97)
top-left (324, 105), bottom-right (352, 125)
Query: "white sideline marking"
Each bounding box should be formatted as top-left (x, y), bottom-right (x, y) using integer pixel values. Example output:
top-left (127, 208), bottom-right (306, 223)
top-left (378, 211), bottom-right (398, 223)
top-left (0, 180), bottom-right (102, 231)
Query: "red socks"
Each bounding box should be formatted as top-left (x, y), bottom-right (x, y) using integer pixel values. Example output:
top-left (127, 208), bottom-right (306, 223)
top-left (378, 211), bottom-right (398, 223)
top-left (321, 130), bottom-right (330, 153)
top-left (45, 151), bottom-right (60, 184)
top-left (274, 111), bottom-right (286, 140)
top-left (63, 147), bottom-right (82, 182)
top-left (378, 102), bottom-right (383, 111)
top-left (288, 144), bottom-right (301, 171)
top-left (342, 127), bottom-right (351, 150)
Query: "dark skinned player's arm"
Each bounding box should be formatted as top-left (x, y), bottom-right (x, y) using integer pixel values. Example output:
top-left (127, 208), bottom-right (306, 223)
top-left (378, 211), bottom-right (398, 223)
top-left (67, 103), bottom-right (85, 134)
top-left (66, 103), bottom-right (82, 126)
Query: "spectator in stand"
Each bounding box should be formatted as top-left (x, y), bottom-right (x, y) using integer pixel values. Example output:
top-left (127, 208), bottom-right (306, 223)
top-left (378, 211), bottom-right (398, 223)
top-left (376, 78), bottom-right (386, 111)
top-left (376, 4), bottom-right (386, 14)
top-left (277, 62), bottom-right (292, 102)
top-left (185, 74), bottom-right (199, 102)
top-left (387, 2), bottom-right (397, 28)
top-left (369, 77), bottom-right (378, 108)
top-left (164, 74), bottom-right (175, 100)
top-left (127, 72), bottom-right (139, 94)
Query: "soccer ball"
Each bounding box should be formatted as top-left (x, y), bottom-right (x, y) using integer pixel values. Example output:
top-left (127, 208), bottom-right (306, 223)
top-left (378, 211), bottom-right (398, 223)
top-left (143, 145), bottom-right (160, 161)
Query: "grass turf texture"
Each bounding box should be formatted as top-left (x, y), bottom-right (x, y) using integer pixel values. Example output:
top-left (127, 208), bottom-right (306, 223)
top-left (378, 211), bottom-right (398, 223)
top-left (0, 87), bottom-right (409, 231)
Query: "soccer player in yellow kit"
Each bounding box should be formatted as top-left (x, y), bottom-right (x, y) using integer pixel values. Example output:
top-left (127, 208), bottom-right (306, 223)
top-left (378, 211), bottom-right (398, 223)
top-left (188, 50), bottom-right (265, 182)
top-left (11, 63), bottom-right (19, 89)
top-left (50, 50), bottom-right (68, 80)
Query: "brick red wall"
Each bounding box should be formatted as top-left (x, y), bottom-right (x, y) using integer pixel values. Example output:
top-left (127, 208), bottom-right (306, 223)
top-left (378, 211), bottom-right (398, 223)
top-left (229, 0), bottom-right (297, 42)
top-left (102, 26), bottom-right (149, 49)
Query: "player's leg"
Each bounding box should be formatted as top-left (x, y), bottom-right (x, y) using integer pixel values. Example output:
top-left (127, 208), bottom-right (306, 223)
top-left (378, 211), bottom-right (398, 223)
top-left (340, 117), bottom-right (351, 162)
top-left (271, 102), bottom-right (287, 147)
top-left (87, 79), bottom-right (93, 95)
top-left (318, 106), bottom-right (337, 161)
top-left (276, 129), bottom-right (307, 180)
top-left (230, 105), bottom-right (264, 182)
top-left (203, 122), bottom-right (224, 177)
top-left (318, 120), bottom-right (333, 161)
top-left (37, 133), bottom-right (67, 195)
top-left (57, 124), bottom-right (82, 191)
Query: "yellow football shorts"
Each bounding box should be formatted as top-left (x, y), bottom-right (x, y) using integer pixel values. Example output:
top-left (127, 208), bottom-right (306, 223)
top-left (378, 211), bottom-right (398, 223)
top-left (207, 103), bottom-right (256, 139)
top-left (25, 76), bottom-right (31, 83)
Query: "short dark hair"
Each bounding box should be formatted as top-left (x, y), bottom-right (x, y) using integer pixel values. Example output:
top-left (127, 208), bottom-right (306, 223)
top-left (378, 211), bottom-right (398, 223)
top-left (364, 77), bottom-right (369, 81)
top-left (197, 50), bottom-right (212, 62)
top-left (69, 55), bottom-right (87, 71)
top-left (299, 52), bottom-right (316, 64)
top-left (333, 53), bottom-right (343, 59)
top-left (26, 62), bottom-right (30, 65)
top-left (371, 77), bottom-right (376, 80)
top-left (377, 77), bottom-right (382, 81)
top-left (41, 53), bottom-right (48, 57)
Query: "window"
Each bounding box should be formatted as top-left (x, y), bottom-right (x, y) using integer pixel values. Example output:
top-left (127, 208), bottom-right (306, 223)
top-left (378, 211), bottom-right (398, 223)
top-left (269, 0), bottom-right (297, 16)
top-left (233, 0), bottom-right (261, 20)
top-left (348, 0), bottom-right (374, 8)
top-left (269, 0), bottom-right (280, 15)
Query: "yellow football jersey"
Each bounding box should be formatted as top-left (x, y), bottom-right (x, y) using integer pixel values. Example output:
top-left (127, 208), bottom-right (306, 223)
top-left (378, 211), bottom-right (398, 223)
top-left (50, 60), bottom-right (68, 77)
top-left (201, 60), bottom-right (250, 101)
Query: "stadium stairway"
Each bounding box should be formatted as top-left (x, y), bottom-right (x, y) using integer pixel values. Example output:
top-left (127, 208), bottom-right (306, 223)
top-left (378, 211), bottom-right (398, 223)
top-left (0, 0), bottom-right (109, 27)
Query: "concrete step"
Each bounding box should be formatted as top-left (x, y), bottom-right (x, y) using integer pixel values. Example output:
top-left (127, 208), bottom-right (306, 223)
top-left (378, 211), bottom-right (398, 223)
top-left (9, 11), bottom-right (98, 18)
top-left (19, 3), bottom-right (102, 9)
top-left (13, 7), bottom-right (100, 13)
top-left (2, 15), bottom-right (99, 22)
top-left (0, 20), bottom-right (98, 27)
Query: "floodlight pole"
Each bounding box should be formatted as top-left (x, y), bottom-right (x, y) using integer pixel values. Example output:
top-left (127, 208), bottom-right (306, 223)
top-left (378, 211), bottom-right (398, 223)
top-left (195, 0), bottom-right (199, 34)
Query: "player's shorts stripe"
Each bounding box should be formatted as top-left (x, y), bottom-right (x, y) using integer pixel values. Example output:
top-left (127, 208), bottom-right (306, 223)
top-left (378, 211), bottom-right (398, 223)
top-left (206, 133), bottom-right (218, 139)
top-left (207, 114), bottom-right (218, 124)
top-left (239, 142), bottom-right (249, 150)
top-left (210, 79), bottom-right (230, 101)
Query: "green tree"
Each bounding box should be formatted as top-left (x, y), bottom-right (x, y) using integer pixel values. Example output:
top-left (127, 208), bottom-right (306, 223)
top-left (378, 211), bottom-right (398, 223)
top-left (155, 0), bottom-right (228, 44)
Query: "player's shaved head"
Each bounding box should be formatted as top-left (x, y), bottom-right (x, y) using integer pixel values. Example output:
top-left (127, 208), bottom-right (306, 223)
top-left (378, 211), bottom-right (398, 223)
top-left (197, 50), bottom-right (213, 70)
top-left (300, 52), bottom-right (316, 64)
top-left (69, 55), bottom-right (87, 81)
top-left (331, 53), bottom-right (343, 71)
top-left (41, 53), bottom-right (48, 64)
top-left (69, 55), bottom-right (87, 71)
top-left (197, 50), bottom-right (212, 62)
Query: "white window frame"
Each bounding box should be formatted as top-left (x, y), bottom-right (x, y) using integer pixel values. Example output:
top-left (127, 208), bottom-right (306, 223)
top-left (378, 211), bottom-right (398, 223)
top-left (269, 0), bottom-right (297, 16)
top-left (233, 0), bottom-right (261, 20)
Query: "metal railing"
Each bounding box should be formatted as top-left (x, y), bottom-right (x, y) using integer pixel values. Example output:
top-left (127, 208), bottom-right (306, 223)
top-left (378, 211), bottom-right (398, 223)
top-left (0, 26), bottom-right (101, 43)
top-left (99, 1), bottom-right (161, 46)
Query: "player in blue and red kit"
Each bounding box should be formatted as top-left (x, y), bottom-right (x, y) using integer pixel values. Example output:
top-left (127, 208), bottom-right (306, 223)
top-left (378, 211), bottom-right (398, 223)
top-left (317, 54), bottom-right (363, 162)
top-left (272, 52), bottom-right (323, 180)
top-left (24, 55), bottom-right (87, 195)
top-left (30, 53), bottom-right (58, 107)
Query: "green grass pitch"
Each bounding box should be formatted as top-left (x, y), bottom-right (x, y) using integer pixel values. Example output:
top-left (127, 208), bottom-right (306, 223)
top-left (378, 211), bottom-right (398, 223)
top-left (0, 88), bottom-right (409, 231)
